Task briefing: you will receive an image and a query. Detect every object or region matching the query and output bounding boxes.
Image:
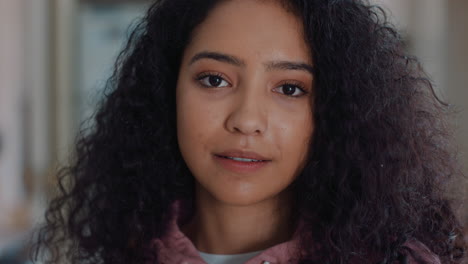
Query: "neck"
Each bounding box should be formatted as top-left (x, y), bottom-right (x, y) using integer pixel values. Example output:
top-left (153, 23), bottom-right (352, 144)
top-left (181, 183), bottom-right (296, 254)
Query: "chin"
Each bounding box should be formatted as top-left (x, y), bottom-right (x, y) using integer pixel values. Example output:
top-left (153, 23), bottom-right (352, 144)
top-left (210, 188), bottom-right (279, 207)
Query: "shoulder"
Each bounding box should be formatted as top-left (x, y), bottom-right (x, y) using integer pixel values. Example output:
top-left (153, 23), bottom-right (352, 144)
top-left (350, 238), bottom-right (442, 264)
top-left (400, 238), bottom-right (441, 264)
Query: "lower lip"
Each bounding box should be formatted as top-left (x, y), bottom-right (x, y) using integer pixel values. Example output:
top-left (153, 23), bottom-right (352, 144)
top-left (213, 155), bottom-right (271, 173)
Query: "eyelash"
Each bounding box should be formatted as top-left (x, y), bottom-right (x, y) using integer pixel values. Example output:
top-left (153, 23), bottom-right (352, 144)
top-left (195, 72), bottom-right (229, 88)
top-left (194, 72), bottom-right (308, 98)
top-left (276, 80), bottom-right (308, 98)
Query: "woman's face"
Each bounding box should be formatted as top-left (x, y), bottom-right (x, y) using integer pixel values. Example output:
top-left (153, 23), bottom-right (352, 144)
top-left (176, 0), bottom-right (314, 206)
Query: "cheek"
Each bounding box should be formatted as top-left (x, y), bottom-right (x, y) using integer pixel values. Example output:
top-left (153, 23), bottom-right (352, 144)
top-left (176, 84), bottom-right (221, 156)
top-left (273, 105), bottom-right (313, 169)
top-left (177, 88), bottom-right (202, 150)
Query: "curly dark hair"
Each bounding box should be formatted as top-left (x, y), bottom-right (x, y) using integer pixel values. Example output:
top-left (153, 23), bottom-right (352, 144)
top-left (31, 0), bottom-right (467, 263)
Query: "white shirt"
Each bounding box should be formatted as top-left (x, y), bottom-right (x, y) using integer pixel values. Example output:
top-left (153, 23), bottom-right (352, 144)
top-left (198, 249), bottom-right (265, 264)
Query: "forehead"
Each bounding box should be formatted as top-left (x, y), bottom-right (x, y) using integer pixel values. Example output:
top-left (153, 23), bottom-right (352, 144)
top-left (183, 0), bottom-right (312, 66)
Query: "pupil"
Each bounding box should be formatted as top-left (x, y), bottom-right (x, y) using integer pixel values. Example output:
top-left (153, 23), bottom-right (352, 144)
top-left (209, 76), bottom-right (222, 86)
top-left (283, 85), bottom-right (295, 95)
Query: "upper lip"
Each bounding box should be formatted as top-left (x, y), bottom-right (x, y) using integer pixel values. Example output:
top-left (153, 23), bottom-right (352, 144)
top-left (215, 149), bottom-right (271, 161)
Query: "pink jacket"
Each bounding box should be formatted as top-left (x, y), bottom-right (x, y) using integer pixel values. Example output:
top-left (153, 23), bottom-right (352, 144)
top-left (151, 200), bottom-right (441, 264)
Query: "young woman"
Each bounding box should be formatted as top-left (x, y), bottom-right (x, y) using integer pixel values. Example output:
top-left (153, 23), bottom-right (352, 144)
top-left (32, 0), bottom-right (467, 263)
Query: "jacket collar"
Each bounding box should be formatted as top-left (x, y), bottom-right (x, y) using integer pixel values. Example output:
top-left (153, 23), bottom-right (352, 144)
top-left (151, 199), bottom-right (306, 264)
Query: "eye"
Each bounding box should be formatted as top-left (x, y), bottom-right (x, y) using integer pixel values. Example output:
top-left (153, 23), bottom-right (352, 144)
top-left (196, 73), bottom-right (230, 88)
top-left (273, 83), bottom-right (308, 98)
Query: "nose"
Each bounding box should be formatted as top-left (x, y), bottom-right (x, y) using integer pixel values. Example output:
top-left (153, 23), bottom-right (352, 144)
top-left (225, 85), bottom-right (267, 136)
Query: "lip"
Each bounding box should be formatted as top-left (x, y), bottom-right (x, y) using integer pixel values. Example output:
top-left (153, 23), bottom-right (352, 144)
top-left (213, 155), bottom-right (271, 173)
top-left (215, 150), bottom-right (271, 161)
top-left (213, 149), bottom-right (272, 174)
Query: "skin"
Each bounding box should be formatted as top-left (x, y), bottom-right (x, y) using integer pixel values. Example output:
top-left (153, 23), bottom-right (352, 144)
top-left (176, 0), bottom-right (314, 254)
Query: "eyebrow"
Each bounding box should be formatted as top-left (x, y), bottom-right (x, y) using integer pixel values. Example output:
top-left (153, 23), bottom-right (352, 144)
top-left (189, 51), bottom-right (245, 67)
top-left (265, 61), bottom-right (315, 75)
top-left (189, 51), bottom-right (315, 75)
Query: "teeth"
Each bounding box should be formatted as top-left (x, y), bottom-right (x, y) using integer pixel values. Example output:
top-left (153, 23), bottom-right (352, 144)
top-left (225, 156), bottom-right (262, 162)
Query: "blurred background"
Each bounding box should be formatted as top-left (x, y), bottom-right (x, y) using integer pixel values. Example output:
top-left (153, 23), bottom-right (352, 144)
top-left (0, 0), bottom-right (467, 262)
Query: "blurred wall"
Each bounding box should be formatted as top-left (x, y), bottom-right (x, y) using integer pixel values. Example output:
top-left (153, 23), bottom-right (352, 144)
top-left (0, 0), bottom-right (52, 250)
top-left (379, 0), bottom-right (468, 223)
top-left (447, 0), bottom-right (468, 222)
top-left (0, 0), bottom-right (27, 231)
